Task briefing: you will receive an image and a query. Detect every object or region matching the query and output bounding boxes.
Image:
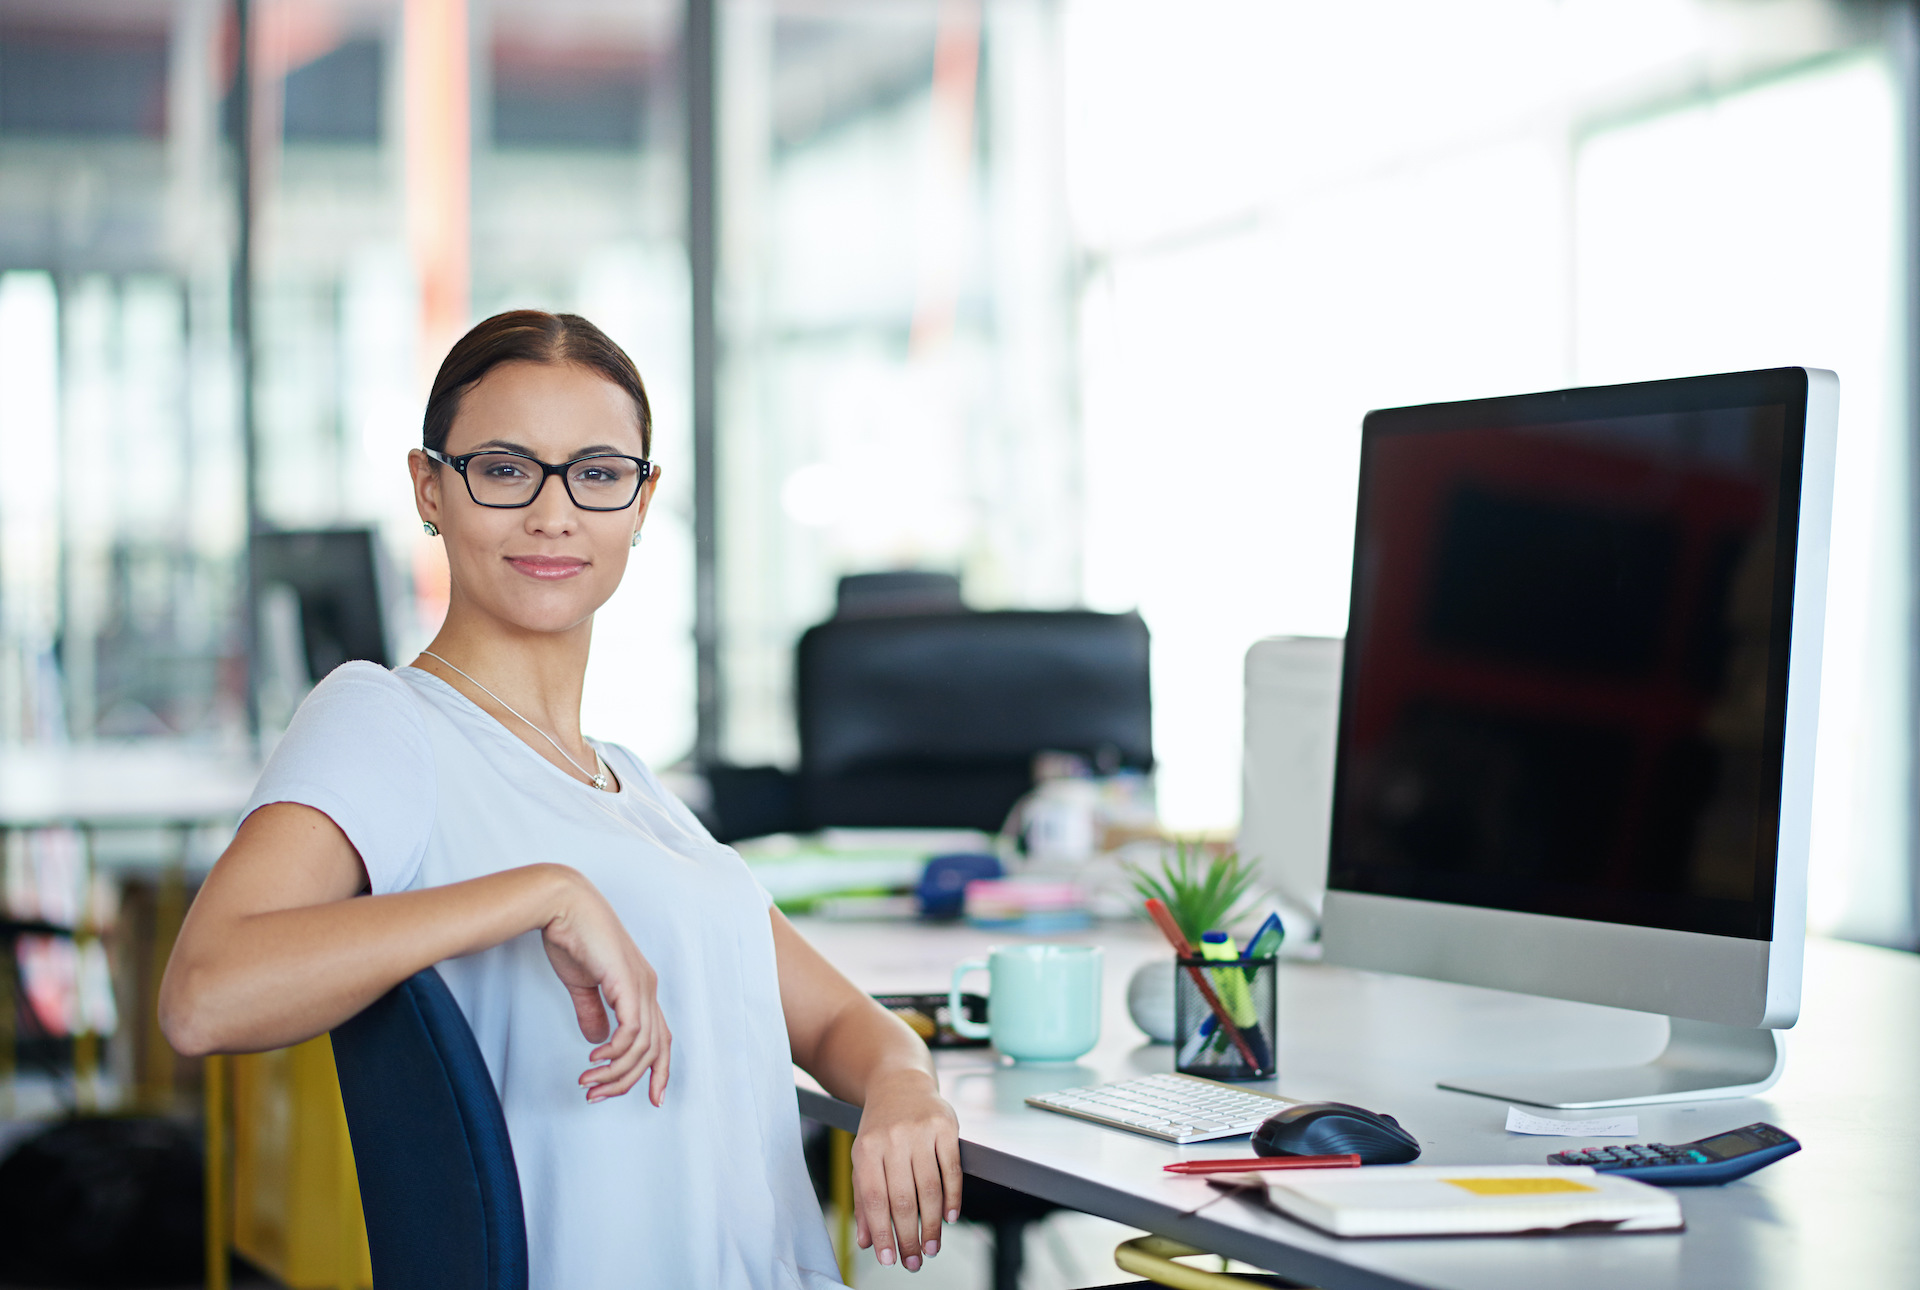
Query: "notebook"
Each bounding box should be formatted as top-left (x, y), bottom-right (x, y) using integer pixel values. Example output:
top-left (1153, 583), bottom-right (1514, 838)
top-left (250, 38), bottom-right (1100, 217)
top-left (1214, 1165), bottom-right (1684, 1238)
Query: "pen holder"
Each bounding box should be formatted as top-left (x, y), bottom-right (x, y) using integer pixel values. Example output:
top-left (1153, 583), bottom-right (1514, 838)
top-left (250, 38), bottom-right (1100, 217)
top-left (1172, 955), bottom-right (1277, 1080)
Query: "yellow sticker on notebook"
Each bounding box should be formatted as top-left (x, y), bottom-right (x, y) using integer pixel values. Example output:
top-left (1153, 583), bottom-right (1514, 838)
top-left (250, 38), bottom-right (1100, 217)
top-left (1445, 1177), bottom-right (1599, 1196)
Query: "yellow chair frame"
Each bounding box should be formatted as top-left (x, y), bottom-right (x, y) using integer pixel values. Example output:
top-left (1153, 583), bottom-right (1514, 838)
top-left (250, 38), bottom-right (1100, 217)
top-left (1114, 1235), bottom-right (1311, 1290)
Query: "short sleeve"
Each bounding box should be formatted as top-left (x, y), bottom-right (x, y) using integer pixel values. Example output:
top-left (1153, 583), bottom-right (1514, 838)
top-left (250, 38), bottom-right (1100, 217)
top-left (244, 661), bottom-right (436, 895)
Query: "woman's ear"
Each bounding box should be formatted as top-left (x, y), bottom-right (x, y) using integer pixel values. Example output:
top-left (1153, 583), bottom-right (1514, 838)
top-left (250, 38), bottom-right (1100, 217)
top-left (630, 464), bottom-right (663, 539)
top-left (409, 449), bottom-right (443, 529)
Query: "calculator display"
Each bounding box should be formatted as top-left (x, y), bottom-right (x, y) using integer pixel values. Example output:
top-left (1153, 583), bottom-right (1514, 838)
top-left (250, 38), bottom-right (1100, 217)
top-left (1697, 1131), bottom-right (1758, 1159)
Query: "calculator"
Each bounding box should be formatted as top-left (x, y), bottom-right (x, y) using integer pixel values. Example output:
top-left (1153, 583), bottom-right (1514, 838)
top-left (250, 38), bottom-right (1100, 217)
top-left (1546, 1122), bottom-right (1800, 1186)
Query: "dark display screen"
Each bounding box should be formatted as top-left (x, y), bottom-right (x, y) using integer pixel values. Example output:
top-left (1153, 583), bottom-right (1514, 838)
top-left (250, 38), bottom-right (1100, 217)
top-left (1697, 1131), bottom-right (1760, 1159)
top-left (1330, 400), bottom-right (1798, 940)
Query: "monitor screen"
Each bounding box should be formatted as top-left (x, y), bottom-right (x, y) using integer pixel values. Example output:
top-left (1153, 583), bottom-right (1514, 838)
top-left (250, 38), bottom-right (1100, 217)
top-left (1328, 396), bottom-right (1802, 941)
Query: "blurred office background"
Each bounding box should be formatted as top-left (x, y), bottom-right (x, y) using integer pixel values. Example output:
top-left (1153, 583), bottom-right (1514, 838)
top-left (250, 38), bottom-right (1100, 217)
top-left (0, 0), bottom-right (1913, 983)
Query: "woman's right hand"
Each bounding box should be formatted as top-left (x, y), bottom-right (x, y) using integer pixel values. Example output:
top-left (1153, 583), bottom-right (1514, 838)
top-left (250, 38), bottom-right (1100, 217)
top-left (539, 869), bottom-right (673, 1106)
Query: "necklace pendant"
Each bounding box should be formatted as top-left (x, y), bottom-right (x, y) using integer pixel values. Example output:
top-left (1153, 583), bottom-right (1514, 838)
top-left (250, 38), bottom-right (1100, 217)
top-left (591, 772), bottom-right (609, 791)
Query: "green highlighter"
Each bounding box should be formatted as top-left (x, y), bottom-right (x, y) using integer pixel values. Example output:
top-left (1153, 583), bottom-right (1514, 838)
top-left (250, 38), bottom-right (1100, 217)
top-left (1198, 931), bottom-right (1256, 1025)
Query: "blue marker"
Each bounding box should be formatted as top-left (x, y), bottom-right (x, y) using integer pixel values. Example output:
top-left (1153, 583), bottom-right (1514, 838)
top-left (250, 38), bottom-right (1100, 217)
top-left (1241, 911), bottom-right (1285, 962)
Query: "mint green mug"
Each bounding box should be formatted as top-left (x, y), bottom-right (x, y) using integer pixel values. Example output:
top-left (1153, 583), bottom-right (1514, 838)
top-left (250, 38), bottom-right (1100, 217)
top-left (950, 945), bottom-right (1102, 1063)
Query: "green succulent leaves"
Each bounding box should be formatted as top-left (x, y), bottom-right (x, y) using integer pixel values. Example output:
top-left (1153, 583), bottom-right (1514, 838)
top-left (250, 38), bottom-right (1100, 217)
top-left (1127, 841), bottom-right (1259, 945)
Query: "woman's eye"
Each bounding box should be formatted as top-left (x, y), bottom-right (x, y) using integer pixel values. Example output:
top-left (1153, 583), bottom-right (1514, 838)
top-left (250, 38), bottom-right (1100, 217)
top-left (572, 461), bottom-right (633, 485)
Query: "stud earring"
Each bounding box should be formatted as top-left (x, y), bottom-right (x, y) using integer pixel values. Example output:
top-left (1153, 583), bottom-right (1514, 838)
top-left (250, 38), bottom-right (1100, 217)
top-left (423, 521), bottom-right (439, 537)
top-left (630, 530), bottom-right (643, 548)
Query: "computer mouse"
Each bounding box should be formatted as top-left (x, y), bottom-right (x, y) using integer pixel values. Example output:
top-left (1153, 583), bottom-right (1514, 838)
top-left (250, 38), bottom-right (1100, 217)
top-left (1252, 1101), bottom-right (1422, 1164)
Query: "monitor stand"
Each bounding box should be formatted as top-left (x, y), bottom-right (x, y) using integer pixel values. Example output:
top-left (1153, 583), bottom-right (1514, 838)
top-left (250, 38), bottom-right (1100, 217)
top-left (1438, 1018), bottom-right (1785, 1110)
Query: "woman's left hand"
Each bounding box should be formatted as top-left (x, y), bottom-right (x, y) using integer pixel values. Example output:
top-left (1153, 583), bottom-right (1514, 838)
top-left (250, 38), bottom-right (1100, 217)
top-left (851, 1069), bottom-right (962, 1273)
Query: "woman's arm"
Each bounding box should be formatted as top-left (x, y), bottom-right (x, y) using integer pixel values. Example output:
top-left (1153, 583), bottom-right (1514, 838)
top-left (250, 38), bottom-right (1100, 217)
top-left (160, 801), bottom-right (672, 1104)
top-left (774, 910), bottom-right (961, 1273)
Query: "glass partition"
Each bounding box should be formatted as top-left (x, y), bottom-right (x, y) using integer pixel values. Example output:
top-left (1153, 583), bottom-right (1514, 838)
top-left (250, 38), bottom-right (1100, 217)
top-left (714, 0), bottom-right (1078, 765)
top-left (0, 1), bottom-right (244, 742)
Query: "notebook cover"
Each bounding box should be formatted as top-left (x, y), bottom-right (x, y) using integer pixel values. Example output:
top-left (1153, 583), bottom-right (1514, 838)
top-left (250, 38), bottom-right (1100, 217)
top-left (1223, 1165), bottom-right (1683, 1239)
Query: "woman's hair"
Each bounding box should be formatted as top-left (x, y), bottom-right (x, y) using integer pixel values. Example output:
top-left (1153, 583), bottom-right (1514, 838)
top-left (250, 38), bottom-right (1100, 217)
top-left (423, 310), bottom-right (652, 456)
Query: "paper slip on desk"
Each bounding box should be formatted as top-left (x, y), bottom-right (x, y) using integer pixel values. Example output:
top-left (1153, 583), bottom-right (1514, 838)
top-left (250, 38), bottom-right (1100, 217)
top-left (1212, 1165), bottom-right (1683, 1239)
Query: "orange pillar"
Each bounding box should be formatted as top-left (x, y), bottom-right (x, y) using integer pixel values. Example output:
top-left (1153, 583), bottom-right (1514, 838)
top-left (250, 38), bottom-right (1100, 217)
top-left (405, 0), bottom-right (470, 371)
top-left (909, 0), bottom-right (981, 356)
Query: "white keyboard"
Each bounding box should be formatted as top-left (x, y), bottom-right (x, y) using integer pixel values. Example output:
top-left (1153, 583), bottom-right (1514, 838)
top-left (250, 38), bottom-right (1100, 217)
top-left (1025, 1073), bottom-right (1297, 1143)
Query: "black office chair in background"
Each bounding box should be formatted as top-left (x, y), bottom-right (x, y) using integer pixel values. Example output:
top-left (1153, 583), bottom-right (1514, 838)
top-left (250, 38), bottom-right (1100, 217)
top-left (706, 573), bottom-right (1152, 842)
top-left (331, 968), bottom-right (528, 1290)
top-left (797, 607), bottom-right (1151, 832)
top-left (833, 569), bottom-right (967, 618)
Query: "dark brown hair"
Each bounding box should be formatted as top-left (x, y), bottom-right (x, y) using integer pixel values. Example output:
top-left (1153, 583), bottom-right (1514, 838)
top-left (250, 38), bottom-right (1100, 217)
top-left (422, 310), bottom-right (652, 456)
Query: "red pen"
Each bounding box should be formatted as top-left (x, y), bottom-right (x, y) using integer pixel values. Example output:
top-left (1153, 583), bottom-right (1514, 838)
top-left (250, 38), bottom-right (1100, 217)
top-left (1141, 897), bottom-right (1265, 1071)
top-left (1163, 1154), bottom-right (1361, 1175)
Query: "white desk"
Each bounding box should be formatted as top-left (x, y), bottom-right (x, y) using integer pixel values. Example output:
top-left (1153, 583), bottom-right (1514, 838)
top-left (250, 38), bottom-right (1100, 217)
top-left (0, 742), bottom-right (259, 833)
top-left (792, 917), bottom-right (1919, 1290)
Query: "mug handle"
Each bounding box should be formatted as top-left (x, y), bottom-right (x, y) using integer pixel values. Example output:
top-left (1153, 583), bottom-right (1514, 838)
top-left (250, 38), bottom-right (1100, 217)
top-left (949, 959), bottom-right (991, 1040)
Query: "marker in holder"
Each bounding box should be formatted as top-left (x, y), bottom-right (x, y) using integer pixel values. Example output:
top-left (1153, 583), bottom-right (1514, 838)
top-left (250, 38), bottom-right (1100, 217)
top-left (1173, 954), bottom-right (1277, 1080)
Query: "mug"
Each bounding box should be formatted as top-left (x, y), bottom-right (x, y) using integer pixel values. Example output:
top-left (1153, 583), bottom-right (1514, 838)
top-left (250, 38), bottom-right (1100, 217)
top-left (949, 944), bottom-right (1102, 1063)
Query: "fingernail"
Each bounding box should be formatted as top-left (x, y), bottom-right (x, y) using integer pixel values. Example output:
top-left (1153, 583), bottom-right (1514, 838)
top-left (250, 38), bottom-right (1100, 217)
top-left (946, 1209), bottom-right (959, 1224)
top-left (904, 1254), bottom-right (921, 1272)
top-left (878, 1248), bottom-right (895, 1267)
top-left (924, 1240), bottom-right (938, 1257)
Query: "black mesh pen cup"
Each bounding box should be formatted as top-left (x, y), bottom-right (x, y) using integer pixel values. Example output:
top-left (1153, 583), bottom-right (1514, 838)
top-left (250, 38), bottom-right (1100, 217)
top-left (1172, 955), bottom-right (1277, 1080)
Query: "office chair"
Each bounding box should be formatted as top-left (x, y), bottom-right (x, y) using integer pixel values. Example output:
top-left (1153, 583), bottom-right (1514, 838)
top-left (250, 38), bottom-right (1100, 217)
top-left (704, 571), bottom-right (969, 840)
top-left (834, 569), bottom-right (965, 618)
top-left (797, 609), bottom-right (1152, 831)
top-left (331, 967), bottom-right (528, 1290)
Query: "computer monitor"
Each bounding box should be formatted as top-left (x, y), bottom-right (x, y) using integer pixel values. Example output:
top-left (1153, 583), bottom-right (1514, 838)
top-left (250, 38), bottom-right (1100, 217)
top-left (1321, 368), bottom-right (1837, 1108)
top-left (252, 527), bottom-right (393, 683)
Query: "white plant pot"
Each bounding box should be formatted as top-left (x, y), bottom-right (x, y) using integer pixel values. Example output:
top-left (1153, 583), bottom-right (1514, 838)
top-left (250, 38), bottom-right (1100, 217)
top-left (1126, 957), bottom-right (1177, 1044)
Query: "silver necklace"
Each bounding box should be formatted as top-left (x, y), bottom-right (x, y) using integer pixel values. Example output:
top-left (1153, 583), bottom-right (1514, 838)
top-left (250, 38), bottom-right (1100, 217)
top-left (420, 650), bottom-right (612, 791)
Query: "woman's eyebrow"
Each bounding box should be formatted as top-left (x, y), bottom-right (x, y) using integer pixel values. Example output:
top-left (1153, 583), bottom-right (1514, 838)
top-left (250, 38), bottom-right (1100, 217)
top-left (462, 439), bottom-right (630, 459)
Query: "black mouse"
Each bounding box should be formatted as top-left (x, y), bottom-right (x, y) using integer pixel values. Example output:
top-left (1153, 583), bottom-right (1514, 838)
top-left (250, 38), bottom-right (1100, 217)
top-left (1252, 1102), bottom-right (1422, 1164)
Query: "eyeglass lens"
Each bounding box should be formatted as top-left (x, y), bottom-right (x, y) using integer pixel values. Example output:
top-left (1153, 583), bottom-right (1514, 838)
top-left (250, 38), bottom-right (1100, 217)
top-left (464, 453), bottom-right (643, 509)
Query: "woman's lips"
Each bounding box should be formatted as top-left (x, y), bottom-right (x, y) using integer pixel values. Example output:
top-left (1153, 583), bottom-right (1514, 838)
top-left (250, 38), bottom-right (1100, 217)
top-left (506, 555), bottom-right (589, 581)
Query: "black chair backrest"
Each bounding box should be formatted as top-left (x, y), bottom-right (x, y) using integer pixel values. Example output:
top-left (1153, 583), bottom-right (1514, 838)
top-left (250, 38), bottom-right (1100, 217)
top-left (331, 968), bottom-right (527, 1290)
top-left (796, 610), bottom-right (1151, 831)
top-left (835, 571), bottom-right (966, 619)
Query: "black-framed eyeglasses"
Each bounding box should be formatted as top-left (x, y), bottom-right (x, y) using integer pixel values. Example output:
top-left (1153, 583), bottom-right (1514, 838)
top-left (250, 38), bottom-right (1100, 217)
top-left (424, 447), bottom-right (653, 511)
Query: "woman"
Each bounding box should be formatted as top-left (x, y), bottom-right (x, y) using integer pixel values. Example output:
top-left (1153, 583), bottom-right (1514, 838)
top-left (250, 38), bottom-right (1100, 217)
top-left (161, 310), bottom-right (960, 1288)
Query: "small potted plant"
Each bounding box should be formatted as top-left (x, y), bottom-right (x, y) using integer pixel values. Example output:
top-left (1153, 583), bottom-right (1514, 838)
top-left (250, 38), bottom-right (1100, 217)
top-left (1123, 842), bottom-right (1259, 1042)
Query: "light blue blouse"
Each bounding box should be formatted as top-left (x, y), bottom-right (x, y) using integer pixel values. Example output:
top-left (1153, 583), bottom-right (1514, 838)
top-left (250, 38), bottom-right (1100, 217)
top-left (245, 662), bottom-right (844, 1289)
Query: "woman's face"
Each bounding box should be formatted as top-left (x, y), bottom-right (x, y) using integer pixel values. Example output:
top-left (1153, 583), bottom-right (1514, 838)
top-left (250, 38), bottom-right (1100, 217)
top-left (409, 359), bottom-right (658, 637)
